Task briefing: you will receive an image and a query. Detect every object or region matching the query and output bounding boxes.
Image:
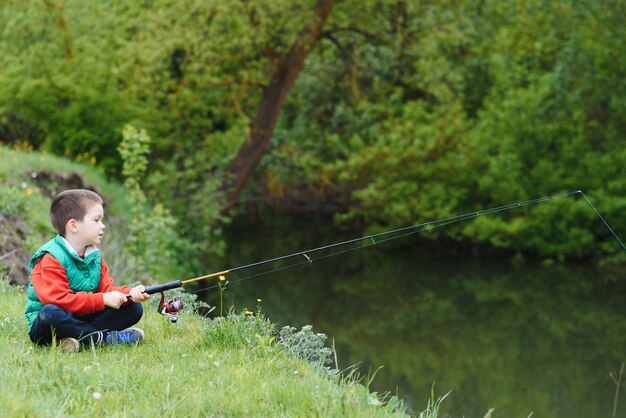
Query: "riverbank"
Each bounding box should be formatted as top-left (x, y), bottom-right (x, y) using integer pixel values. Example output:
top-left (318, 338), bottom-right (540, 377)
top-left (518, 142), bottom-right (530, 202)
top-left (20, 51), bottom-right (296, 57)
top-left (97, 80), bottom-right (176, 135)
top-left (0, 279), bottom-right (409, 417)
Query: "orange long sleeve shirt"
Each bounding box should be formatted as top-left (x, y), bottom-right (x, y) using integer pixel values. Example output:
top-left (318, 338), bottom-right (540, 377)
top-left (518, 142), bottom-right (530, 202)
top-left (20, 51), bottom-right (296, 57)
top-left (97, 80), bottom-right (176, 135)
top-left (30, 253), bottom-right (131, 314)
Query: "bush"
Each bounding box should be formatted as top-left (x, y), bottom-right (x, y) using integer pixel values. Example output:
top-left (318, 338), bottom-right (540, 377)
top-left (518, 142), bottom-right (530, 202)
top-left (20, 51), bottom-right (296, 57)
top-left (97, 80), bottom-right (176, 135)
top-left (278, 324), bottom-right (338, 377)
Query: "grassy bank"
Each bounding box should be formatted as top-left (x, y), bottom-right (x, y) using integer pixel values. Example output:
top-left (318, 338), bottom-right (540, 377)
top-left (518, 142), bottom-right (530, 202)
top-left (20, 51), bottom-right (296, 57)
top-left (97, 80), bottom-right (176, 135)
top-left (0, 279), bottom-right (409, 417)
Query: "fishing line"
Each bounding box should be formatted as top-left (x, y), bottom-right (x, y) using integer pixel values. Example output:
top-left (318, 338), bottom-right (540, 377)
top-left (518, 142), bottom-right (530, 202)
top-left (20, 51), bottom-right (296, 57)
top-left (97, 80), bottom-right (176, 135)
top-left (579, 191), bottom-right (625, 250)
top-left (188, 189), bottom-right (624, 294)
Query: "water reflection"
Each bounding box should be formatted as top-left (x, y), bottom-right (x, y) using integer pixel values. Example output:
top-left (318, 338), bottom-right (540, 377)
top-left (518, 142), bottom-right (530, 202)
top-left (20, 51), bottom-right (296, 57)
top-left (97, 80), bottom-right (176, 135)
top-left (201, 213), bottom-right (626, 417)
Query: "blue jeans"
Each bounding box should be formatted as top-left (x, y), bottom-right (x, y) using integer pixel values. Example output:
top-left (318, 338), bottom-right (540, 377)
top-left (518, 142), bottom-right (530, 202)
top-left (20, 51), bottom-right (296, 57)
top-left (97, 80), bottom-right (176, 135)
top-left (29, 303), bottom-right (143, 346)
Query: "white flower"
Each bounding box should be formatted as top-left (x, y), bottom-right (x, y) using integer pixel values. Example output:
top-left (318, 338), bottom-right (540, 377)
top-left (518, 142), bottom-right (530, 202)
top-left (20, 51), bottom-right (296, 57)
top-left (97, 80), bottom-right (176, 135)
top-left (93, 392), bottom-right (102, 401)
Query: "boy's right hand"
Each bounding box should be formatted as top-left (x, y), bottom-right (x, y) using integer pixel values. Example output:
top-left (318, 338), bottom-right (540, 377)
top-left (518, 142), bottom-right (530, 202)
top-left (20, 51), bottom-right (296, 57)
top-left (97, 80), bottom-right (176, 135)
top-left (103, 291), bottom-right (128, 309)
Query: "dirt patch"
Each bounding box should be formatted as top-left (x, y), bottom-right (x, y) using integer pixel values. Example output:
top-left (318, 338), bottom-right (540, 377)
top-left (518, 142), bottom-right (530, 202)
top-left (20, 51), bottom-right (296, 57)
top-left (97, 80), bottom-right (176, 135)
top-left (0, 213), bottom-right (31, 286)
top-left (31, 170), bottom-right (102, 199)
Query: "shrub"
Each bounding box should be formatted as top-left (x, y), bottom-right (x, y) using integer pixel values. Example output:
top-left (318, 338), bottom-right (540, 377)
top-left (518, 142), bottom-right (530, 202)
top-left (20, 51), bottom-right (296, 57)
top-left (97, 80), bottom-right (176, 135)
top-left (278, 324), bottom-right (338, 377)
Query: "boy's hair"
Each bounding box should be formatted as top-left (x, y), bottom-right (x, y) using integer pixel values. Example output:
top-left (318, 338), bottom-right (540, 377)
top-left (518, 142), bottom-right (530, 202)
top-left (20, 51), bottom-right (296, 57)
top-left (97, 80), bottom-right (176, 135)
top-left (50, 189), bottom-right (104, 236)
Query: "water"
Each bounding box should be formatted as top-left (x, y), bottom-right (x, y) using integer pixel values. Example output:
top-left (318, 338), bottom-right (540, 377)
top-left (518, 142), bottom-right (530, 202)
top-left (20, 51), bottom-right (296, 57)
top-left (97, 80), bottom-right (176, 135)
top-left (201, 212), bottom-right (626, 417)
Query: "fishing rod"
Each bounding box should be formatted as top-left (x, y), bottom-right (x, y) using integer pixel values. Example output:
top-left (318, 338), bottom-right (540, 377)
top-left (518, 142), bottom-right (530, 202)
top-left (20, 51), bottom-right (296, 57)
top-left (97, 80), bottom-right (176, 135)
top-left (137, 190), bottom-right (624, 321)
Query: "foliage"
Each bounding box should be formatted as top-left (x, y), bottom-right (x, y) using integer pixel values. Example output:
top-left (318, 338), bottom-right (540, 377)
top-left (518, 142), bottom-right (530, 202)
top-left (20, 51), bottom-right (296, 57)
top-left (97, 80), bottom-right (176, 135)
top-left (263, 0), bottom-right (625, 260)
top-left (279, 324), bottom-right (337, 373)
top-left (117, 125), bottom-right (185, 282)
top-left (0, 0), bottom-right (316, 256)
top-left (1, 0), bottom-right (624, 261)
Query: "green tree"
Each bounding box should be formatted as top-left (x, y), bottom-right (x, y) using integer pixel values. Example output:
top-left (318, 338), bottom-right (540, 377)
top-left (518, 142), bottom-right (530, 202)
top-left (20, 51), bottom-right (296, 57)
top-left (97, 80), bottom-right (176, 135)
top-left (259, 0), bottom-right (625, 260)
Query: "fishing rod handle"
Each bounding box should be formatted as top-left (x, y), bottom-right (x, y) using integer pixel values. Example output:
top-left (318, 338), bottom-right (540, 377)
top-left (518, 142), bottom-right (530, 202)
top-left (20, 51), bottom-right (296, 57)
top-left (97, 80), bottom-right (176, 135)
top-left (143, 280), bottom-right (183, 295)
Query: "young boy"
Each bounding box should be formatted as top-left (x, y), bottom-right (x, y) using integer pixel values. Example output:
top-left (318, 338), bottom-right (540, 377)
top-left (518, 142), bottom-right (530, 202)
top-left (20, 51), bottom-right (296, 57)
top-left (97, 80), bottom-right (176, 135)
top-left (25, 189), bottom-right (151, 351)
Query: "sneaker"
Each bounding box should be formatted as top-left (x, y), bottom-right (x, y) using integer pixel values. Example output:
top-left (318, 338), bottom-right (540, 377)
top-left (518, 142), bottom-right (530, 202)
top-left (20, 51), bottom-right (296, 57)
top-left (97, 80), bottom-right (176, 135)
top-left (105, 328), bottom-right (145, 345)
top-left (59, 337), bottom-right (80, 353)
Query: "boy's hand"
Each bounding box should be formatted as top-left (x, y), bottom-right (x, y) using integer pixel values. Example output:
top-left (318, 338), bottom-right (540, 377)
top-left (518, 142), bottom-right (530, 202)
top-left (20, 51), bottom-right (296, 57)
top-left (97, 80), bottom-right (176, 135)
top-left (129, 285), bottom-right (151, 303)
top-left (103, 291), bottom-right (128, 309)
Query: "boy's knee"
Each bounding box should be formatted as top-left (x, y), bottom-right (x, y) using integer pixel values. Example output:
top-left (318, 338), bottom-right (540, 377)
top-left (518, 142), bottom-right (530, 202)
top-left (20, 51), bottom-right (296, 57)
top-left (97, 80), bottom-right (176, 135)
top-left (37, 305), bottom-right (63, 324)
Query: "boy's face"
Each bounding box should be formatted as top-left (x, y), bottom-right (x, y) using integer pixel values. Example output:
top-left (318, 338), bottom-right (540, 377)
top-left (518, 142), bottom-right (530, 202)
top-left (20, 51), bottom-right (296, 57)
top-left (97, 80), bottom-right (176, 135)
top-left (74, 203), bottom-right (105, 246)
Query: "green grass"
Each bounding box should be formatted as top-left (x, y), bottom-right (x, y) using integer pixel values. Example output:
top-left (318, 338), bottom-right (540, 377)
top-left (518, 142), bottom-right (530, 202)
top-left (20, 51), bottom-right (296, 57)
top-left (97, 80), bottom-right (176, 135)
top-left (0, 279), bottom-right (408, 417)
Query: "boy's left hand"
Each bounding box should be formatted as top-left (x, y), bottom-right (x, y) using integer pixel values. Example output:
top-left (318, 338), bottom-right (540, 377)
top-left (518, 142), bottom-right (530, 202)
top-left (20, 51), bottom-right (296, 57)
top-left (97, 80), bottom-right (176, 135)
top-left (129, 285), bottom-right (151, 303)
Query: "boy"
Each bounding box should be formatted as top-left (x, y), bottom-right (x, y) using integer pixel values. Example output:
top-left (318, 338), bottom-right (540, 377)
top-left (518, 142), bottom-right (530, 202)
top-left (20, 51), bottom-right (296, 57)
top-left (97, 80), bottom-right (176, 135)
top-left (25, 189), bottom-right (151, 351)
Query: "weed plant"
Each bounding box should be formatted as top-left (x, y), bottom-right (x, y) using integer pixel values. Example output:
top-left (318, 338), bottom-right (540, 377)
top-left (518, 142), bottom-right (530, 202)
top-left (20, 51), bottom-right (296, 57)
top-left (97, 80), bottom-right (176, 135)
top-left (279, 325), bottom-right (337, 376)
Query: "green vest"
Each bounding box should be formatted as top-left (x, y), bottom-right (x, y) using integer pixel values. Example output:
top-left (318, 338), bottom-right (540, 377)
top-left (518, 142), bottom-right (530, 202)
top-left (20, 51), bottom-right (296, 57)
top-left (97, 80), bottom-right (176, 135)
top-left (24, 235), bottom-right (102, 330)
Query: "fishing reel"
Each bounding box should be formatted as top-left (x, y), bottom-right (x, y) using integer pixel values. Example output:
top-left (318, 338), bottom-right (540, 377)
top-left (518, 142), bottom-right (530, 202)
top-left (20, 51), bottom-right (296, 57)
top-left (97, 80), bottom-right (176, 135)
top-left (157, 292), bottom-right (184, 323)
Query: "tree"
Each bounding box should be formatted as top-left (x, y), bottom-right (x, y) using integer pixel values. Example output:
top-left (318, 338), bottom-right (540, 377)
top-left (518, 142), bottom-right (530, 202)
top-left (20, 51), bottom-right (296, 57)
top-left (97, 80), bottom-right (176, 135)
top-left (221, 0), bottom-right (335, 212)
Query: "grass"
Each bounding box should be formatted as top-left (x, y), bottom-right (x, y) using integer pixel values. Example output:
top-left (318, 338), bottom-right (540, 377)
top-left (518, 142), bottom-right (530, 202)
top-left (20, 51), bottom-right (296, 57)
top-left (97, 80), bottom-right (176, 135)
top-left (0, 279), bottom-right (408, 417)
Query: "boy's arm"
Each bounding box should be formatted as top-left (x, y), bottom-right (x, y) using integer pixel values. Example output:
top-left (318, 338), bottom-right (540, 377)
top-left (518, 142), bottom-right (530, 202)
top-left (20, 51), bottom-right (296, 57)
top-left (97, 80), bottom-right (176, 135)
top-left (31, 254), bottom-right (106, 314)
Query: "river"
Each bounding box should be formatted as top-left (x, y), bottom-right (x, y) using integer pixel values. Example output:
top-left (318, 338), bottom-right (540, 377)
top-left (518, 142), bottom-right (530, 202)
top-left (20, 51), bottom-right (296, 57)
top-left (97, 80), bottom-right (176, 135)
top-left (202, 211), bottom-right (626, 417)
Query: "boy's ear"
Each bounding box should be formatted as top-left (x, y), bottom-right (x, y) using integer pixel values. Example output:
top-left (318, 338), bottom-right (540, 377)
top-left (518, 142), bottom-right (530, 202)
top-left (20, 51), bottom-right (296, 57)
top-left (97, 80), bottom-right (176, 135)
top-left (66, 219), bottom-right (79, 233)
